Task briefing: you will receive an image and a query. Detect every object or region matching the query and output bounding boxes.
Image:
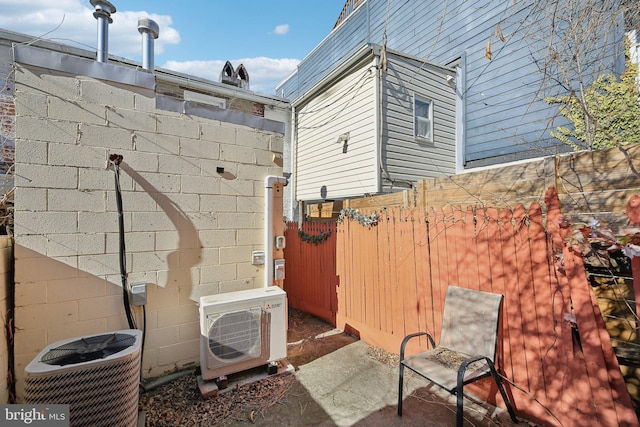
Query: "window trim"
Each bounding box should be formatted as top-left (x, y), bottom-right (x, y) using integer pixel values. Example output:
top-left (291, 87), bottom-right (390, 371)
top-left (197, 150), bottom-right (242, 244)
top-left (414, 95), bottom-right (434, 144)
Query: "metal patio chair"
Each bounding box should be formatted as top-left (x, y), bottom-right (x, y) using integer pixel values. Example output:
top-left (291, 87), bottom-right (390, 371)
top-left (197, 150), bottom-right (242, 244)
top-left (398, 286), bottom-right (517, 427)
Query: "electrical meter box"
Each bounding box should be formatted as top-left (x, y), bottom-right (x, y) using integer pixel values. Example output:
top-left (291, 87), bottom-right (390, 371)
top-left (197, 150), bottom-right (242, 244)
top-left (274, 259), bottom-right (285, 280)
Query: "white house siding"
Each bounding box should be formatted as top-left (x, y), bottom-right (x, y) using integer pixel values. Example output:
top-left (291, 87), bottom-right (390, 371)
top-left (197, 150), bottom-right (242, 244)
top-left (11, 48), bottom-right (284, 399)
top-left (278, 0), bottom-right (625, 168)
top-left (295, 61), bottom-right (377, 202)
top-left (381, 52), bottom-right (457, 189)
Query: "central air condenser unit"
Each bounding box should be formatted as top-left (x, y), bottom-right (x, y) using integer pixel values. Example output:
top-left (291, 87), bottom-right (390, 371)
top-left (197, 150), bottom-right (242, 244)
top-left (24, 329), bottom-right (142, 427)
top-left (199, 286), bottom-right (287, 380)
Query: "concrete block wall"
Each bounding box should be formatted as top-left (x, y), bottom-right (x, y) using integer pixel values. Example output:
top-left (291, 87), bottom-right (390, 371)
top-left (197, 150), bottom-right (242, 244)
top-left (12, 64), bottom-right (284, 400)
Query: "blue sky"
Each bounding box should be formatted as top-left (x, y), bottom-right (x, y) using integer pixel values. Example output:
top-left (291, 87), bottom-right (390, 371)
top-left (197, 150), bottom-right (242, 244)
top-left (0, 0), bottom-right (347, 94)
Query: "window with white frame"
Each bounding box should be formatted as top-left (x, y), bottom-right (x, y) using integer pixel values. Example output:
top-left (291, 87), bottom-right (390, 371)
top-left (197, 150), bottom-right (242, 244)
top-left (414, 96), bottom-right (433, 143)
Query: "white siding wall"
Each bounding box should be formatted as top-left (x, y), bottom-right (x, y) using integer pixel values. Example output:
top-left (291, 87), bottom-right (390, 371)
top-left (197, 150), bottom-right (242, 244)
top-left (296, 62), bottom-right (377, 201)
top-left (12, 62), bottom-right (284, 399)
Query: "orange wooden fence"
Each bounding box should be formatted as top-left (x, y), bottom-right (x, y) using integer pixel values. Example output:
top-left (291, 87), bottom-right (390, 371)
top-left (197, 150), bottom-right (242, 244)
top-left (283, 187), bottom-right (638, 426)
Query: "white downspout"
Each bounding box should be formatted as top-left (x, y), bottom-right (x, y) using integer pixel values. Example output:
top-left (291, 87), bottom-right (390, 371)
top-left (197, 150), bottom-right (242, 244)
top-left (265, 175), bottom-right (287, 287)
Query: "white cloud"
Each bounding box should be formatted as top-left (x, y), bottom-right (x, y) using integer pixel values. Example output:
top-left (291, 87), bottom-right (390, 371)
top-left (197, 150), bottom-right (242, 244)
top-left (0, 0), bottom-right (180, 57)
top-left (161, 57), bottom-right (300, 94)
top-left (272, 24), bottom-right (290, 35)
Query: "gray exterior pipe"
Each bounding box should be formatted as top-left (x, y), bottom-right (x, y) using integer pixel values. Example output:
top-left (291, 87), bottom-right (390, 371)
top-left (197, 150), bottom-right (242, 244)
top-left (138, 18), bottom-right (159, 71)
top-left (90, 0), bottom-right (116, 63)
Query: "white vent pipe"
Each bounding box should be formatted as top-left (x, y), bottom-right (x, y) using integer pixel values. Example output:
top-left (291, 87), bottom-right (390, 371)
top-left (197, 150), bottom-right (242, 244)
top-left (91, 0), bottom-right (116, 63)
top-left (138, 18), bottom-right (159, 71)
top-left (264, 176), bottom-right (287, 287)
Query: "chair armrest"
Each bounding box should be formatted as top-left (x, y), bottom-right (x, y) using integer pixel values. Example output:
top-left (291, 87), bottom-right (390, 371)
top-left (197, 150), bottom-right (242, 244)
top-left (457, 355), bottom-right (493, 384)
top-left (400, 332), bottom-right (436, 359)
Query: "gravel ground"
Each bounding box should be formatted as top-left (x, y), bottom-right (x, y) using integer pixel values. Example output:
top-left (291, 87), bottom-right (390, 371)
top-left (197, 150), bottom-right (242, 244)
top-left (139, 309), bottom-right (364, 426)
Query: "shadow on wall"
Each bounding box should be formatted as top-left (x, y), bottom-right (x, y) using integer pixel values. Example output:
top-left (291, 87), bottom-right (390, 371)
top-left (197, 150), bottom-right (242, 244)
top-left (120, 163), bottom-right (203, 301)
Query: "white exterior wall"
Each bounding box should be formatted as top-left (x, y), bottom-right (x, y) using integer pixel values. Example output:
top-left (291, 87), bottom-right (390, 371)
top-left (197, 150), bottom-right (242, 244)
top-left (12, 62), bottom-right (284, 399)
top-left (295, 61), bottom-right (377, 202)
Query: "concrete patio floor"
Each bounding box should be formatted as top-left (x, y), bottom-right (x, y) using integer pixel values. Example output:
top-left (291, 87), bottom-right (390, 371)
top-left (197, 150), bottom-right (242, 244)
top-left (226, 311), bottom-right (532, 427)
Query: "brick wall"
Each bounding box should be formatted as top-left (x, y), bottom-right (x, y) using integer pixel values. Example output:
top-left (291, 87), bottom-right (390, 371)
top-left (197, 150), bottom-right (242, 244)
top-left (12, 62), bottom-right (284, 399)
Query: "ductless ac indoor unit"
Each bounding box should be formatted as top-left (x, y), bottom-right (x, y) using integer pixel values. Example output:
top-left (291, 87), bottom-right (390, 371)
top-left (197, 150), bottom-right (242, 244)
top-left (199, 286), bottom-right (287, 381)
top-left (24, 329), bottom-right (142, 427)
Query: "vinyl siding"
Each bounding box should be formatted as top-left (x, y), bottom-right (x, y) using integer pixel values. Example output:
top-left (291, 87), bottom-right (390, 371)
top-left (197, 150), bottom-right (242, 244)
top-left (381, 53), bottom-right (457, 187)
top-left (278, 0), bottom-right (625, 168)
top-left (295, 62), bottom-right (377, 201)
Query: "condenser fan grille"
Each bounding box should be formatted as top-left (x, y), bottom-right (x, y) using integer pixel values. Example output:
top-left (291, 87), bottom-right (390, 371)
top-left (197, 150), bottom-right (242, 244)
top-left (208, 309), bottom-right (262, 360)
top-left (41, 333), bottom-right (137, 366)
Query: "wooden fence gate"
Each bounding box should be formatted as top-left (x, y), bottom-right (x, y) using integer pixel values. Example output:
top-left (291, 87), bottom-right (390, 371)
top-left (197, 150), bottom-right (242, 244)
top-left (283, 187), bottom-right (638, 426)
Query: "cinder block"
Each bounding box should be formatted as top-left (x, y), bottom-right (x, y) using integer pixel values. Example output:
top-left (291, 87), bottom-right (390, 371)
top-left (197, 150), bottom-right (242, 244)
top-left (106, 190), bottom-right (157, 212)
top-left (79, 168), bottom-right (126, 191)
top-left (78, 232), bottom-right (106, 254)
top-left (134, 131), bottom-right (180, 155)
top-left (14, 211), bottom-right (78, 235)
top-left (158, 153), bottom-right (201, 175)
top-left (79, 123), bottom-right (133, 150)
top-left (185, 212), bottom-right (217, 230)
top-left (156, 114), bottom-right (200, 139)
top-left (165, 193), bottom-right (200, 213)
top-left (48, 97), bottom-right (106, 126)
top-left (200, 195), bottom-right (237, 212)
top-left (236, 127), bottom-right (270, 149)
top-left (15, 282), bottom-right (47, 305)
top-left (15, 67), bottom-right (79, 100)
top-left (237, 228), bottom-right (262, 245)
top-left (15, 300), bottom-right (79, 331)
top-left (77, 294), bottom-right (123, 321)
top-left (48, 189), bottom-right (106, 212)
top-left (77, 253), bottom-right (121, 276)
top-left (13, 328), bottom-right (46, 355)
top-left (48, 142), bottom-right (107, 168)
top-left (219, 245), bottom-right (251, 265)
top-left (78, 211), bottom-right (123, 233)
top-left (237, 263), bottom-right (261, 280)
top-left (14, 163), bottom-right (77, 189)
top-left (269, 136), bottom-right (284, 154)
top-left (199, 264), bottom-right (238, 282)
top-left (110, 150), bottom-right (159, 173)
top-left (134, 90), bottom-right (156, 113)
top-left (180, 175), bottom-right (221, 195)
top-left (157, 338), bottom-right (198, 366)
top-left (131, 212), bottom-right (176, 232)
top-left (147, 286), bottom-right (180, 310)
top-left (144, 326), bottom-right (179, 349)
top-left (15, 187), bottom-right (47, 211)
top-left (79, 78), bottom-right (136, 109)
top-left (107, 107), bottom-right (156, 132)
top-left (200, 159), bottom-right (237, 177)
top-left (130, 250), bottom-right (171, 272)
top-left (47, 276), bottom-right (107, 303)
top-left (218, 212), bottom-right (256, 230)
top-left (15, 116), bottom-right (78, 144)
top-left (236, 196), bottom-right (262, 214)
top-left (47, 318), bottom-right (107, 344)
top-left (133, 172), bottom-right (180, 193)
top-left (237, 164), bottom-right (269, 181)
top-left (178, 321), bottom-right (200, 341)
top-left (220, 145), bottom-right (255, 164)
top-left (218, 179), bottom-right (254, 197)
top-left (15, 91), bottom-right (47, 118)
top-left (198, 229), bottom-right (236, 247)
top-left (180, 138), bottom-right (220, 160)
top-left (156, 304), bottom-right (198, 329)
top-left (200, 122), bottom-right (236, 144)
top-left (45, 233), bottom-right (78, 257)
top-left (106, 231), bottom-right (154, 253)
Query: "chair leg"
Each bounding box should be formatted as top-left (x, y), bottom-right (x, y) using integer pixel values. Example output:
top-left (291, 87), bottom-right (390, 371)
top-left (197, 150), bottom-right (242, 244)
top-left (455, 381), bottom-right (464, 427)
top-left (398, 363), bottom-right (404, 416)
top-left (488, 365), bottom-right (517, 423)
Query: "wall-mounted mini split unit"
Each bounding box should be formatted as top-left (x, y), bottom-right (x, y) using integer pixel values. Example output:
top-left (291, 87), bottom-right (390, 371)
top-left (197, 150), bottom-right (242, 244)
top-left (199, 286), bottom-right (287, 381)
top-left (24, 329), bottom-right (143, 427)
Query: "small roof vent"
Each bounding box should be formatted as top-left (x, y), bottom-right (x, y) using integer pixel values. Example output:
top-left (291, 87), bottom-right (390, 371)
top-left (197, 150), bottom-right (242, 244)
top-left (219, 61), bottom-right (250, 90)
top-left (90, 0), bottom-right (116, 63)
